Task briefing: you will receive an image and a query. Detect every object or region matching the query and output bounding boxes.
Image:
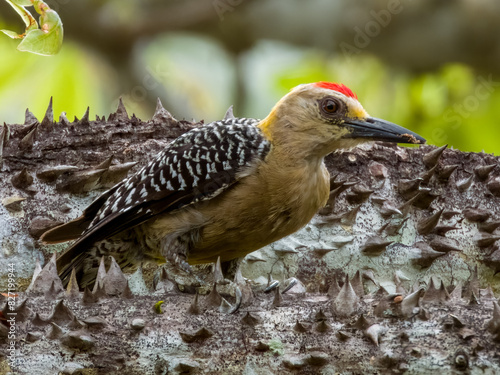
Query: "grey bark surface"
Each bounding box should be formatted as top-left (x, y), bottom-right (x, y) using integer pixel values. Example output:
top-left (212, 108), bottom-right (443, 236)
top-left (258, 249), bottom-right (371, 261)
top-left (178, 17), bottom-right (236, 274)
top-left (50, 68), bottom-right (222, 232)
top-left (1, 100), bottom-right (500, 374)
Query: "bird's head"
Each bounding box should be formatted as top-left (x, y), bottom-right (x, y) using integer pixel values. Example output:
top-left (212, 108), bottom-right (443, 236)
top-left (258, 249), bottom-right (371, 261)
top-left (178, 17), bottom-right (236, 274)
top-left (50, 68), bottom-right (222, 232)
top-left (258, 81), bottom-right (425, 159)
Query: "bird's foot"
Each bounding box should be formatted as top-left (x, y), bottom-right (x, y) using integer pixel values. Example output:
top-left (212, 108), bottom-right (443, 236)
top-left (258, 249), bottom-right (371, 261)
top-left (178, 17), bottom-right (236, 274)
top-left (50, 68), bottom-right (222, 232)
top-left (160, 236), bottom-right (206, 288)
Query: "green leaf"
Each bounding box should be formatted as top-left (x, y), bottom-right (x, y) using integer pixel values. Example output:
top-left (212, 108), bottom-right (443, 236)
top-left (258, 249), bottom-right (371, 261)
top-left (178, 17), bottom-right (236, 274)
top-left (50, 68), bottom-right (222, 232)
top-left (17, 10), bottom-right (63, 56)
top-left (1, 29), bottom-right (21, 39)
top-left (2, 0), bottom-right (64, 55)
top-left (4, 0), bottom-right (38, 31)
top-left (40, 8), bottom-right (62, 30)
top-left (9, 0), bottom-right (33, 6)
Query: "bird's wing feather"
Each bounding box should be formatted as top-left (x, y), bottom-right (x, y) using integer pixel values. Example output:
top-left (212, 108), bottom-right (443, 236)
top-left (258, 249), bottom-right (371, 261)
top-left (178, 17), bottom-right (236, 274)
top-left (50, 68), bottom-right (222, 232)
top-left (40, 182), bottom-right (124, 243)
top-left (56, 119), bottom-right (270, 276)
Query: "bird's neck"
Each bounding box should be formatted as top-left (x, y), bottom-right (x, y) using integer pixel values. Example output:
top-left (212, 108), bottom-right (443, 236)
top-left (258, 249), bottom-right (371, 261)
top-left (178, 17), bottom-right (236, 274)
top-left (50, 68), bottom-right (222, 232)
top-left (257, 148), bottom-right (330, 215)
top-left (258, 112), bottom-right (337, 163)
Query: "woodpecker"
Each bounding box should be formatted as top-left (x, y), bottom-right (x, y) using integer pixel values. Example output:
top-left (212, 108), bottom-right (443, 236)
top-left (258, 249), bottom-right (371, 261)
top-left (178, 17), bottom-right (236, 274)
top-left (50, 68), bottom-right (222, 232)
top-left (41, 82), bottom-right (425, 288)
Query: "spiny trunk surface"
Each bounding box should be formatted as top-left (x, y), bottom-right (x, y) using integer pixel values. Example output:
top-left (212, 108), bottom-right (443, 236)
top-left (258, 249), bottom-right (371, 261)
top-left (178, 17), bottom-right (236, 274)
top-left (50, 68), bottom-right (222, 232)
top-left (1, 100), bottom-right (500, 374)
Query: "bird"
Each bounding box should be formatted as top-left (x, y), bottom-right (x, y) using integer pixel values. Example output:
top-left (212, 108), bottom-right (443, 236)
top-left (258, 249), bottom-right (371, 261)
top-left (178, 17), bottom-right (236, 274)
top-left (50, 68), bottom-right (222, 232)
top-left (41, 81), bottom-right (425, 288)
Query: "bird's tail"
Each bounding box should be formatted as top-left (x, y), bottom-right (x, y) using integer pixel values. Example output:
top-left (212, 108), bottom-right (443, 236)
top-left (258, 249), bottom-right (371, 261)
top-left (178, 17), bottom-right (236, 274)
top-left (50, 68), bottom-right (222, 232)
top-left (57, 234), bottom-right (140, 290)
top-left (40, 215), bottom-right (91, 244)
top-left (41, 185), bottom-right (121, 244)
top-left (38, 215), bottom-right (97, 288)
top-left (56, 236), bottom-right (103, 289)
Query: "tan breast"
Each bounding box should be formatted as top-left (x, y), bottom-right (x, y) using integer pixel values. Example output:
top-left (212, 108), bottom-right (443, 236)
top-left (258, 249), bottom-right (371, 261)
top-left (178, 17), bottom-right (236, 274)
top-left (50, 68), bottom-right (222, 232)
top-left (142, 152), bottom-right (330, 264)
top-left (189, 155), bottom-right (330, 263)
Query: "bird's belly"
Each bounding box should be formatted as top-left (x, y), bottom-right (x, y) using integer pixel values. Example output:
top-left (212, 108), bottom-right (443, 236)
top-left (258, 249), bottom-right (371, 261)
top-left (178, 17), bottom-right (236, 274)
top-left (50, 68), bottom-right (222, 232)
top-left (188, 220), bottom-right (302, 264)
top-left (144, 161), bottom-right (330, 265)
top-left (188, 193), bottom-right (321, 264)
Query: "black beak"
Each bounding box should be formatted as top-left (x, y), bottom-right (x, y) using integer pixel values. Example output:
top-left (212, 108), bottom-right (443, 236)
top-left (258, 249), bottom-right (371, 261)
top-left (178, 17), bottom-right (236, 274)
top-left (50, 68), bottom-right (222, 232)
top-left (344, 117), bottom-right (425, 144)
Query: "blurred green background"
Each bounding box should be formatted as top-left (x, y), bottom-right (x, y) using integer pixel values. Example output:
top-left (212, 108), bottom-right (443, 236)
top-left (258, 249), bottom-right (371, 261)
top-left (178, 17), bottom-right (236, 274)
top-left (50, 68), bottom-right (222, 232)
top-left (1, 0), bottom-right (499, 153)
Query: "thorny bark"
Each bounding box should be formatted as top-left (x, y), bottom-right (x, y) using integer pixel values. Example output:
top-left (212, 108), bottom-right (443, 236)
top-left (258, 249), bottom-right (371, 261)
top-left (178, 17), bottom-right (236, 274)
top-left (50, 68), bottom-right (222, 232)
top-left (1, 100), bottom-right (500, 373)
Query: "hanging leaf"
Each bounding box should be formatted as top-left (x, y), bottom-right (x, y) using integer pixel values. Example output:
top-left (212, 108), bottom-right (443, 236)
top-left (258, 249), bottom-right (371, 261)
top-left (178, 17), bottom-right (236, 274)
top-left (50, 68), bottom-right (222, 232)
top-left (1, 0), bottom-right (63, 55)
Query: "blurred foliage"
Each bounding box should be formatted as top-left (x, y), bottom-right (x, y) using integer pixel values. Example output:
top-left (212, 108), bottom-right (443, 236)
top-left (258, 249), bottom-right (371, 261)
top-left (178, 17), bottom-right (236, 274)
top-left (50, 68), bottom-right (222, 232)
top-left (138, 33), bottom-right (236, 122)
top-left (0, 26), bottom-right (115, 123)
top-left (0, 24), bottom-right (499, 154)
top-left (272, 52), bottom-right (500, 154)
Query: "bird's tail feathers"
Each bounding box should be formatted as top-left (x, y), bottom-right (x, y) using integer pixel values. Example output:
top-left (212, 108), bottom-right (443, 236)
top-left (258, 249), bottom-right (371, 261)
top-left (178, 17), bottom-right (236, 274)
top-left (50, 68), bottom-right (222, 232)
top-left (56, 236), bottom-right (100, 289)
top-left (40, 215), bottom-right (91, 244)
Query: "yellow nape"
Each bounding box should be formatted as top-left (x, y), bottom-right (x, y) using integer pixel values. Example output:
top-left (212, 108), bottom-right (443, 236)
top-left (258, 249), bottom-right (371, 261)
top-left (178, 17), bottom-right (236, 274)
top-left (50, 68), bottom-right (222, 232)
top-left (257, 106), bottom-right (279, 140)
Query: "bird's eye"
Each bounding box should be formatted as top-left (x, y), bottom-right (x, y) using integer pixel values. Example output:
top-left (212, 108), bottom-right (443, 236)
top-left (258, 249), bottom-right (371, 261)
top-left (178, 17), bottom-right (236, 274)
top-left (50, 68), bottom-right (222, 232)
top-left (320, 97), bottom-right (341, 117)
top-left (323, 100), bottom-right (337, 113)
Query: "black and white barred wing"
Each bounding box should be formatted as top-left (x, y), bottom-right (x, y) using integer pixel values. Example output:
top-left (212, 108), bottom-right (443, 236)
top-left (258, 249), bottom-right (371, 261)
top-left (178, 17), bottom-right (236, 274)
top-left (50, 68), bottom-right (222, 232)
top-left (54, 119), bottom-right (270, 254)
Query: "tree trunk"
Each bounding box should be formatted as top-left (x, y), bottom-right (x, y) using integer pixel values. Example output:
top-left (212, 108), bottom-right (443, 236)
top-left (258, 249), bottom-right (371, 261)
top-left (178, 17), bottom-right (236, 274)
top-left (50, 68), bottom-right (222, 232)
top-left (1, 99), bottom-right (500, 374)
